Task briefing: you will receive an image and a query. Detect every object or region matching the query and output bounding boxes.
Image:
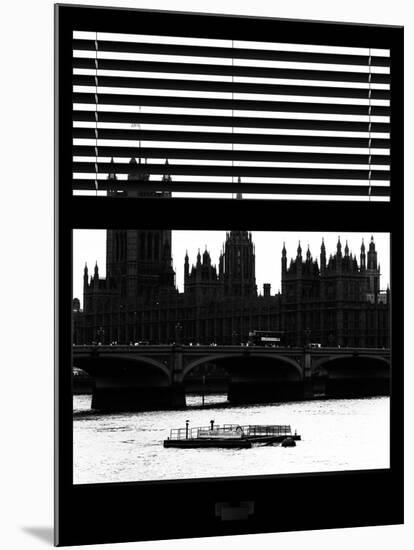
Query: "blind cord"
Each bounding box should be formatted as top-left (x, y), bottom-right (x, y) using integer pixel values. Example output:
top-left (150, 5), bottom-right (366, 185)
top-left (231, 39), bottom-right (234, 200)
top-left (368, 48), bottom-right (372, 202)
top-left (94, 32), bottom-right (99, 197)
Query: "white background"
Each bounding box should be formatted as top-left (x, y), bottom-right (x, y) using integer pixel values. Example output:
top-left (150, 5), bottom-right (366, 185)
top-left (0, 0), bottom-right (412, 549)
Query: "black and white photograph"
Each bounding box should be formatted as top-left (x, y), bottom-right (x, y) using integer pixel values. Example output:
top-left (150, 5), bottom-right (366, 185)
top-left (72, 228), bottom-right (390, 484)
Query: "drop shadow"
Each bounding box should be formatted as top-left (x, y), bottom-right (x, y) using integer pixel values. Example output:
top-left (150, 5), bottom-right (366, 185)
top-left (21, 526), bottom-right (54, 545)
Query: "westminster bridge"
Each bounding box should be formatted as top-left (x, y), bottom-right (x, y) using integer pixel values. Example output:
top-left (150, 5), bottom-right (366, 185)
top-left (72, 344), bottom-right (390, 411)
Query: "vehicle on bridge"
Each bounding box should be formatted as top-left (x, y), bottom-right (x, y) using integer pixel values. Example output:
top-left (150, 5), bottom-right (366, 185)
top-left (248, 330), bottom-right (285, 347)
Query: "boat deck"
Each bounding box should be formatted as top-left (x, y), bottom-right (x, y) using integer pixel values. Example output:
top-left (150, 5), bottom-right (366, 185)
top-left (163, 423), bottom-right (301, 448)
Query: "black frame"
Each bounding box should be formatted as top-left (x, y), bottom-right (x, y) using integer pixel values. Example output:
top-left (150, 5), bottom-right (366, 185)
top-left (55, 4), bottom-right (404, 546)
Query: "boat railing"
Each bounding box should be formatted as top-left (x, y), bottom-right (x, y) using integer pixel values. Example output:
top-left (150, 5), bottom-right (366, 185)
top-left (169, 424), bottom-right (243, 440)
top-left (223, 424), bottom-right (292, 437)
top-left (168, 424), bottom-right (292, 440)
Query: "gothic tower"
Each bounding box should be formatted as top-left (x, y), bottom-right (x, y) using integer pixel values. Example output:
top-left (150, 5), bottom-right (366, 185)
top-left (104, 155), bottom-right (176, 302)
top-left (222, 231), bottom-right (256, 297)
top-left (366, 236), bottom-right (380, 296)
top-left (106, 228), bottom-right (175, 303)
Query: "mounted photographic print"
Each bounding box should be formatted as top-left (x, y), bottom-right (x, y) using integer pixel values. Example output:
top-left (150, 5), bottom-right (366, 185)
top-left (55, 4), bottom-right (403, 546)
top-left (73, 228), bottom-right (391, 485)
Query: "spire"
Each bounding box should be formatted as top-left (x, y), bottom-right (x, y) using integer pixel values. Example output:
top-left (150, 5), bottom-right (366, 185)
top-left (360, 238), bottom-right (366, 270)
top-left (83, 263), bottom-right (89, 288)
top-left (94, 261), bottom-right (99, 279)
top-left (236, 176), bottom-right (242, 200)
top-left (203, 248), bottom-right (210, 265)
top-left (162, 159), bottom-right (172, 184)
top-left (107, 157), bottom-right (117, 180)
top-left (184, 250), bottom-right (189, 279)
top-left (128, 147), bottom-right (149, 182)
top-left (128, 156), bottom-right (139, 181)
top-left (344, 240), bottom-right (349, 256)
top-left (320, 238), bottom-right (326, 270)
top-left (306, 244), bottom-right (311, 262)
top-left (367, 236), bottom-right (377, 270)
top-left (336, 236), bottom-right (342, 257)
top-left (297, 241), bottom-right (302, 258)
top-left (197, 249), bottom-right (201, 266)
top-left (281, 242), bottom-right (287, 274)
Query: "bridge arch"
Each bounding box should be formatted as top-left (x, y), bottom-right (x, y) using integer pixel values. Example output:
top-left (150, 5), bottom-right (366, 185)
top-left (312, 354), bottom-right (390, 376)
top-left (311, 353), bottom-right (390, 398)
top-left (73, 352), bottom-right (172, 383)
top-left (182, 352), bottom-right (302, 381)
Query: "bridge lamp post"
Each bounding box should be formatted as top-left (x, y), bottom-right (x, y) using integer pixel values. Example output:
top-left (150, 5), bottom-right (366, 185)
top-left (119, 304), bottom-right (124, 344)
top-left (305, 328), bottom-right (311, 348)
top-left (155, 302), bottom-right (160, 343)
top-left (133, 311), bottom-right (137, 344)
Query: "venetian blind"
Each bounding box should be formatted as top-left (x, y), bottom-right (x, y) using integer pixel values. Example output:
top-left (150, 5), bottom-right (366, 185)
top-left (72, 31), bottom-right (390, 201)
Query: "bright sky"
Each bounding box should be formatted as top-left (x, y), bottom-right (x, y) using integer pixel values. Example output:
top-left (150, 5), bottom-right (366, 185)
top-left (73, 230), bottom-right (390, 307)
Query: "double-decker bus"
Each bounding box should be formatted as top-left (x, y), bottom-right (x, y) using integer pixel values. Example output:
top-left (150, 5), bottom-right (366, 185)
top-left (248, 330), bottom-right (285, 347)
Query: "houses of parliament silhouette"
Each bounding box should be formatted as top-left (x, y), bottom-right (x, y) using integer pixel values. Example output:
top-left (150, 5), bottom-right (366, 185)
top-left (73, 155), bottom-right (390, 348)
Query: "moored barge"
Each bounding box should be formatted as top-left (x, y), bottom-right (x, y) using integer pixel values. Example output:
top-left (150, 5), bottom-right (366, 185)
top-left (163, 421), bottom-right (301, 448)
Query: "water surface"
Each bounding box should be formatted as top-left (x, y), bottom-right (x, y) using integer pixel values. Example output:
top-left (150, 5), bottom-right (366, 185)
top-left (73, 394), bottom-right (389, 484)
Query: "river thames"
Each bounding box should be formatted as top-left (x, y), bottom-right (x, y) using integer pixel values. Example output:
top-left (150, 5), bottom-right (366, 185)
top-left (73, 395), bottom-right (389, 485)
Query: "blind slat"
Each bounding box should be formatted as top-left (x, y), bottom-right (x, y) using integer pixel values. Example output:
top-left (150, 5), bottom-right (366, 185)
top-left (72, 63), bottom-right (389, 84)
top-left (73, 39), bottom-right (391, 66)
top-left (73, 111), bottom-right (390, 133)
top-left (72, 179), bottom-right (390, 196)
top-left (73, 128), bottom-right (390, 148)
top-left (73, 98), bottom-right (390, 117)
top-left (73, 81), bottom-right (390, 100)
top-left (73, 161), bottom-right (389, 180)
top-left (72, 146), bottom-right (390, 165)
